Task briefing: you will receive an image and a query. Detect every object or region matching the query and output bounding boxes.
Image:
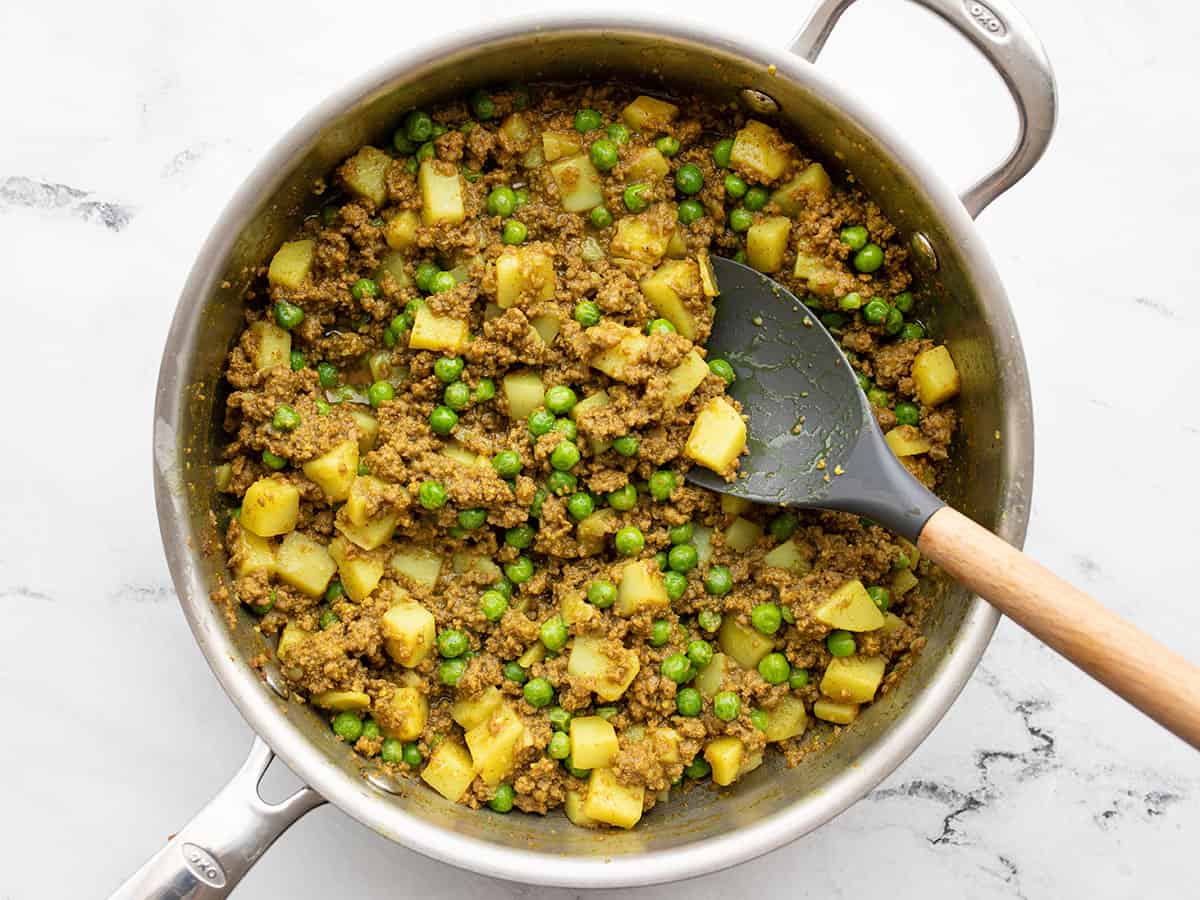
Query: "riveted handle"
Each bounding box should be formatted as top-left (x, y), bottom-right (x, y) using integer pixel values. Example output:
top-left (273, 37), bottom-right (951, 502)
top-left (790, 0), bottom-right (1057, 218)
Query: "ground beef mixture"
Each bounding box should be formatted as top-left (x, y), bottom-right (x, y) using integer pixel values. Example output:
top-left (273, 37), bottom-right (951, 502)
top-left (212, 83), bottom-right (961, 830)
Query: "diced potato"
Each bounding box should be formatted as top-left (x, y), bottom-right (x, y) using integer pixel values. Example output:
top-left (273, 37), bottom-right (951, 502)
top-left (441, 442), bottom-right (478, 468)
top-left (390, 546), bottom-right (443, 589)
top-left (335, 508), bottom-right (397, 551)
top-left (564, 789), bottom-right (598, 827)
top-left (885, 425), bottom-right (933, 457)
top-left (892, 568), bottom-right (919, 597)
top-left (813, 698), bottom-right (860, 725)
top-left (697, 250), bottom-right (720, 297)
top-left (568, 634), bottom-right (641, 701)
top-left (724, 516), bottom-right (763, 553)
top-left (684, 397), bottom-right (746, 475)
top-left (451, 686), bottom-right (504, 730)
top-left (344, 475), bottom-right (388, 526)
top-left (912, 345), bottom-right (961, 406)
top-left (639, 259), bottom-right (704, 339)
top-left (881, 612), bottom-right (906, 635)
top-left (502, 370), bottom-right (545, 419)
top-left (814, 579), bottom-right (885, 632)
top-left (341, 146), bottom-right (391, 207)
top-left (421, 740), bottom-right (475, 802)
top-left (628, 146), bottom-right (669, 180)
top-left (771, 162), bottom-right (832, 216)
top-left (549, 154), bottom-right (604, 212)
top-left (312, 690), bottom-right (371, 712)
top-left (276, 621), bottom-right (311, 663)
top-left (560, 591), bottom-right (595, 626)
top-left (275, 532), bottom-right (336, 597)
top-left (542, 131), bottom-right (582, 162)
top-left (230, 525), bottom-right (275, 577)
top-left (569, 389), bottom-right (610, 423)
top-left (582, 768), bottom-right (645, 829)
top-left (692, 524), bottom-right (713, 564)
top-left (665, 226), bottom-right (688, 259)
top-left (495, 247), bottom-right (556, 309)
top-left (530, 314), bottom-right (561, 345)
top-left (246, 320), bottom-right (291, 372)
top-left (704, 736), bottom-right (745, 787)
top-left (450, 551), bottom-right (501, 581)
top-left (621, 95), bottom-right (679, 132)
top-left (328, 535), bottom-right (384, 602)
top-left (381, 601), bottom-right (437, 667)
top-left (418, 159), bottom-right (465, 225)
top-left (569, 716), bottom-right (619, 770)
top-left (718, 617), bottom-right (774, 669)
top-left (240, 478), bottom-right (300, 537)
top-left (379, 685), bottom-right (428, 741)
top-left (518, 642), bottom-right (546, 667)
top-left (349, 409), bottom-right (379, 453)
top-left (374, 251), bottom-right (413, 293)
top-left (302, 439), bottom-right (359, 502)
top-left (576, 508), bottom-right (618, 555)
top-left (499, 112), bottom-right (535, 150)
top-left (694, 652), bottom-right (731, 698)
top-left (381, 209), bottom-right (421, 254)
top-left (746, 216), bottom-right (792, 274)
top-left (590, 325), bottom-right (649, 382)
top-left (730, 120), bottom-right (791, 184)
top-left (793, 253), bottom-right (841, 298)
top-left (763, 695), bottom-right (808, 742)
top-left (610, 214), bottom-right (672, 264)
top-left (409, 304), bottom-right (469, 353)
top-left (821, 656), bottom-right (887, 704)
top-left (665, 350), bottom-right (710, 408)
top-left (615, 559), bottom-right (669, 616)
top-left (763, 537), bottom-right (811, 575)
top-left (740, 748), bottom-right (765, 779)
top-left (267, 239), bottom-right (315, 289)
top-left (465, 703), bottom-right (526, 787)
top-left (720, 494), bottom-right (751, 516)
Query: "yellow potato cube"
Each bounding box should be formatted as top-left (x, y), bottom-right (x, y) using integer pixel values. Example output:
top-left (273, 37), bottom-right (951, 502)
top-left (610, 214), bottom-right (672, 264)
top-left (564, 789), bottom-right (598, 827)
top-left (763, 695), bottom-right (808, 742)
top-left (267, 239), bottom-right (315, 289)
top-left (666, 226), bottom-right (688, 259)
top-left (694, 652), bottom-right (731, 698)
top-left (530, 314), bottom-right (560, 346)
top-left (465, 703), bottom-right (526, 787)
top-left (639, 259), bottom-right (703, 339)
top-left (276, 621), bottom-right (311, 663)
top-left (704, 736), bottom-right (745, 787)
top-left (567, 635), bottom-right (640, 702)
top-left (621, 95), bottom-right (679, 132)
top-left (390, 546), bottom-right (443, 589)
top-left (569, 389), bottom-right (609, 424)
top-left (549, 153), bottom-right (604, 212)
top-left (518, 642), bottom-right (546, 667)
top-left (770, 162), bottom-right (832, 216)
top-left (813, 698), bottom-right (860, 725)
top-left (247, 320), bottom-right (292, 371)
top-left (450, 551), bottom-right (501, 581)
top-left (409, 304), bottom-right (469, 353)
top-left (381, 601), bottom-right (437, 667)
top-left (380, 686), bottom-right (428, 741)
top-left (730, 120), bottom-right (791, 184)
top-left (891, 567), bottom-right (919, 597)
top-left (746, 216), bottom-right (792, 274)
top-left (302, 439), bottom-right (358, 502)
top-left (341, 146), bottom-right (391, 207)
top-left (384, 209), bottom-right (420, 251)
top-left (684, 397), bottom-right (746, 475)
top-left (230, 525), bottom-right (275, 577)
top-left (451, 686), bottom-right (504, 730)
top-left (349, 409), bottom-right (379, 453)
top-left (240, 478), bottom-right (299, 537)
top-left (495, 247), bottom-right (556, 309)
top-left (821, 655), bottom-right (887, 704)
top-left (582, 768), bottom-right (645, 829)
top-left (502, 370), bottom-right (545, 419)
top-left (328, 535), bottom-right (384, 602)
top-left (665, 350), bottom-right (710, 408)
top-left (334, 508), bottom-right (397, 551)
top-left (312, 690), bottom-right (371, 712)
top-left (541, 130), bottom-right (582, 162)
top-left (421, 740), bottom-right (475, 802)
top-left (344, 475), bottom-right (386, 526)
top-left (792, 252), bottom-right (841, 298)
top-left (560, 591), bottom-right (595, 627)
top-left (441, 441), bottom-right (478, 468)
top-left (885, 425), bottom-right (933, 457)
top-left (912, 345), bottom-right (961, 406)
top-left (628, 146), bottom-right (670, 180)
top-left (418, 159), bottom-right (465, 226)
top-left (275, 531), bottom-right (337, 597)
top-left (720, 494), bottom-right (751, 516)
top-left (718, 617), bottom-right (774, 670)
top-left (724, 516), bottom-right (763, 553)
top-left (590, 324), bottom-right (649, 381)
top-left (762, 537), bottom-right (811, 575)
top-left (692, 524), bottom-right (713, 564)
top-left (615, 559), bottom-right (669, 616)
top-left (814, 579), bottom-right (885, 632)
top-left (576, 508), bottom-right (618, 556)
top-left (653, 727), bottom-right (681, 764)
top-left (499, 112), bottom-right (535, 150)
top-left (569, 716), bottom-right (620, 770)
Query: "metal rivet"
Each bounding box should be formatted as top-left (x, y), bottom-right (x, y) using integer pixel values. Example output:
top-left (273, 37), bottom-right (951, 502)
top-left (911, 232), bottom-right (939, 272)
top-left (363, 769), bottom-right (405, 795)
top-left (263, 665), bottom-right (289, 699)
top-left (739, 88), bottom-right (779, 115)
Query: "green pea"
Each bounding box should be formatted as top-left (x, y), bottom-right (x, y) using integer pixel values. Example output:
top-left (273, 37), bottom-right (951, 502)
top-left (623, 183), bottom-right (649, 213)
top-left (512, 189), bottom-right (530, 209)
top-left (606, 122), bottom-right (630, 143)
top-left (587, 580), bottom-right (617, 608)
top-left (863, 298), bottom-right (890, 325)
top-left (503, 661), bottom-right (528, 684)
top-left (901, 322), bottom-right (925, 340)
top-left (589, 138), bottom-right (619, 172)
top-left (667, 521), bottom-right (693, 545)
top-left (248, 590), bottom-right (275, 616)
top-left (757, 652), bottom-right (791, 685)
top-left (357, 461), bottom-right (370, 476)
top-left (567, 492), bottom-right (595, 521)
top-left (768, 512), bottom-right (798, 542)
top-left (469, 89), bottom-right (495, 120)
top-left (789, 668), bottom-right (810, 689)
top-left (867, 387), bottom-right (890, 408)
top-left (550, 441), bottom-right (580, 471)
top-left (685, 757), bottom-right (712, 780)
top-left (415, 141), bottom-right (436, 163)
top-left (272, 405), bottom-right (300, 432)
top-left (502, 219), bottom-right (528, 245)
top-left (443, 382), bottom-right (471, 411)
top-left (894, 402), bottom-right (920, 426)
top-left (743, 187), bottom-right (769, 211)
top-left (505, 524), bottom-right (535, 549)
top-left (704, 565), bottom-right (733, 596)
top-left (262, 450), bottom-right (287, 470)
top-left (839, 225), bottom-right (868, 250)
top-left (733, 249), bottom-right (747, 264)
top-left (881, 306), bottom-right (903, 336)
top-left (315, 398), bottom-right (331, 416)
top-left (351, 278), bottom-right (378, 300)
top-left (574, 300), bottom-right (602, 328)
top-left (547, 707), bottom-right (572, 732)
top-left (419, 479), bottom-right (448, 510)
top-left (323, 581), bottom-right (345, 603)
top-left (480, 590), bottom-right (508, 621)
top-left (668, 544), bottom-right (699, 574)
top-left (547, 470), bottom-right (576, 495)
top-left (649, 470), bottom-right (676, 501)
top-left (473, 378), bottom-right (496, 402)
top-left (523, 676), bottom-right (554, 708)
top-left (318, 608), bottom-right (340, 630)
top-left (402, 743), bottom-right (423, 766)
top-left (404, 110), bottom-right (434, 143)
top-left (663, 570), bottom-right (687, 601)
top-left (439, 657), bottom-right (467, 686)
top-left (854, 243), bottom-right (884, 273)
top-left (488, 783), bottom-right (515, 812)
top-left (288, 350), bottom-right (306, 372)
top-left (712, 138), bottom-right (734, 168)
top-left (614, 526), bottom-right (644, 557)
top-left (661, 653), bottom-right (691, 683)
top-left (751, 603), bottom-right (782, 634)
top-left (528, 409), bottom-right (556, 436)
top-left (332, 711), bottom-right (364, 742)
top-left (381, 738), bottom-right (404, 763)
top-left (867, 585), bottom-right (891, 611)
top-left (316, 362), bottom-right (339, 389)
top-left (548, 731), bottom-right (571, 759)
top-left (540, 615), bottom-right (569, 652)
top-left (492, 450), bottom-right (522, 478)
top-left (613, 435), bottom-right (639, 456)
top-left (686, 639), bottom-right (714, 668)
top-left (429, 405), bottom-right (458, 435)
top-left (713, 691), bottom-right (741, 721)
top-left (827, 630), bottom-right (856, 657)
top-left (697, 609), bottom-right (722, 633)
top-left (574, 108), bottom-right (603, 132)
top-left (545, 385), bottom-right (577, 415)
top-left (367, 380), bottom-right (394, 408)
top-left (404, 157), bottom-right (419, 174)
top-left (893, 291), bottom-right (915, 313)
top-left (750, 708), bottom-right (770, 731)
top-left (654, 135), bottom-right (681, 157)
top-left (563, 756), bottom-right (590, 778)
top-left (505, 555), bottom-right (534, 583)
top-left (729, 207), bottom-right (753, 232)
top-left (415, 261), bottom-right (439, 293)
top-left (607, 484), bottom-right (637, 511)
top-left (589, 206), bottom-right (613, 229)
top-left (647, 318), bottom-right (676, 336)
top-left (839, 292), bottom-right (863, 311)
top-left (675, 163), bottom-right (703, 195)
top-left (321, 204), bottom-right (341, 226)
top-left (492, 577), bottom-right (514, 599)
top-left (487, 185), bottom-right (517, 217)
top-left (654, 550), bottom-right (670, 572)
top-left (701, 359), bottom-right (734, 387)
top-left (821, 312), bottom-right (847, 331)
top-left (675, 686), bottom-right (702, 717)
top-left (430, 271), bottom-right (457, 293)
top-left (724, 174), bottom-right (747, 198)
top-left (677, 199), bottom-right (705, 224)
top-left (274, 301), bottom-right (304, 330)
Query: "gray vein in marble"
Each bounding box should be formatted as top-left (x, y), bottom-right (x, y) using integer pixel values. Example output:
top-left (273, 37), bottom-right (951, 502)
top-left (161, 144), bottom-right (212, 179)
top-left (0, 585), bottom-right (55, 603)
top-left (1132, 296), bottom-right (1178, 319)
top-left (107, 583), bottom-right (174, 604)
top-left (0, 176), bottom-right (133, 231)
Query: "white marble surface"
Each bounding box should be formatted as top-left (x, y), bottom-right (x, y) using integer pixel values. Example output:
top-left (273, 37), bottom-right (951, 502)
top-left (1, 1), bottom-right (1197, 897)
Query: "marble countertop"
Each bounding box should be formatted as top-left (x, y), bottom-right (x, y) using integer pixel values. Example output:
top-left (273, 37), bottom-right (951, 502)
top-left (2, 1), bottom-right (1196, 897)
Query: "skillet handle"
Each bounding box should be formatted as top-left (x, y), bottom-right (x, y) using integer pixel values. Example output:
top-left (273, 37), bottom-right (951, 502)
top-left (108, 738), bottom-right (325, 900)
top-left (790, 0), bottom-right (1057, 218)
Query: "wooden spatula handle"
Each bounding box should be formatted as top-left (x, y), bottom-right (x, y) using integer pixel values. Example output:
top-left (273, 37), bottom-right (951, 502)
top-left (918, 505), bottom-right (1200, 749)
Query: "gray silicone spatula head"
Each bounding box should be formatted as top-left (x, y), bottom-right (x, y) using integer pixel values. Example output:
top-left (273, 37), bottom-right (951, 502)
top-left (686, 257), bottom-right (944, 542)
